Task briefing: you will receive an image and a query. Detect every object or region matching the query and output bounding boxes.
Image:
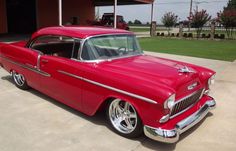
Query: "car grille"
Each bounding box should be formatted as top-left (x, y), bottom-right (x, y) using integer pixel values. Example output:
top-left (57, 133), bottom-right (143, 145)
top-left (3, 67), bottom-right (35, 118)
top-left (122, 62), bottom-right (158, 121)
top-left (170, 88), bottom-right (204, 118)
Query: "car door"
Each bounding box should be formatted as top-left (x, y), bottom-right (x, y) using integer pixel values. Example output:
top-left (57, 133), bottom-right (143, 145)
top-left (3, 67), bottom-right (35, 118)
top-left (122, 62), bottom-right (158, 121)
top-left (30, 35), bottom-right (83, 110)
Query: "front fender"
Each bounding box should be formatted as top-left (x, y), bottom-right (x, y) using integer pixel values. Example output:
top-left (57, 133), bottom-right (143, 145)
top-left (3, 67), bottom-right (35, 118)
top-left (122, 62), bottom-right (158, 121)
top-left (95, 93), bottom-right (166, 128)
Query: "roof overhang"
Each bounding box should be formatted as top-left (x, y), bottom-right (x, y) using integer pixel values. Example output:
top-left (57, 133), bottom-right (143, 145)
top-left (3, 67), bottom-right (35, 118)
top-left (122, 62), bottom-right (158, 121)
top-left (94, 0), bottom-right (154, 6)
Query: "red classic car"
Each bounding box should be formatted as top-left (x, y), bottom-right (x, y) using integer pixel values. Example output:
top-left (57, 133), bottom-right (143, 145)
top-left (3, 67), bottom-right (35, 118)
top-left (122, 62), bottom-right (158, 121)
top-left (0, 26), bottom-right (216, 143)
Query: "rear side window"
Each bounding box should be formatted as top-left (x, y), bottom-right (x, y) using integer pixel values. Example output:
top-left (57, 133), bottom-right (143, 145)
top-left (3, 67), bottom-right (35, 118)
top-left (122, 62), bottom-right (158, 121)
top-left (30, 36), bottom-right (80, 59)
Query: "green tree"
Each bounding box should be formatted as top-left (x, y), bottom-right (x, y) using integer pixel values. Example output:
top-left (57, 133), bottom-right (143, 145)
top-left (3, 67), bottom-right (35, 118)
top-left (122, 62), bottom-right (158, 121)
top-left (217, 0), bottom-right (236, 39)
top-left (128, 21), bottom-right (133, 25)
top-left (190, 9), bottom-right (211, 38)
top-left (161, 12), bottom-right (178, 36)
top-left (134, 19), bottom-right (142, 25)
top-left (225, 0), bottom-right (236, 9)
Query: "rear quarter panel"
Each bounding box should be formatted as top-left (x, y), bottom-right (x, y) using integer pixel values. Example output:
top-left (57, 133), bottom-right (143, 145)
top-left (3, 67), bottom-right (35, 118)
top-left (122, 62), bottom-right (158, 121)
top-left (0, 42), bottom-right (41, 90)
top-left (0, 42), bottom-right (8, 67)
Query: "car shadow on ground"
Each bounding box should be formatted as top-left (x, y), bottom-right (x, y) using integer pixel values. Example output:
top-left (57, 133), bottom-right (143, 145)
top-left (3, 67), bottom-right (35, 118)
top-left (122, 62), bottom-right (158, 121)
top-left (1, 74), bottom-right (214, 150)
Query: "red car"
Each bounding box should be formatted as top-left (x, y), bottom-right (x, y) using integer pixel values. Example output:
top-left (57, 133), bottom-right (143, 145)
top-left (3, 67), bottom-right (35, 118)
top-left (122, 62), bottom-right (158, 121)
top-left (88, 13), bottom-right (129, 30)
top-left (0, 26), bottom-right (216, 143)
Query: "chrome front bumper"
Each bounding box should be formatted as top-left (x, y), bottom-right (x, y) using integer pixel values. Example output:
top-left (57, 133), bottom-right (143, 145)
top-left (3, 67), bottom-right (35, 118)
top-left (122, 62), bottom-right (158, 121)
top-left (144, 99), bottom-right (216, 143)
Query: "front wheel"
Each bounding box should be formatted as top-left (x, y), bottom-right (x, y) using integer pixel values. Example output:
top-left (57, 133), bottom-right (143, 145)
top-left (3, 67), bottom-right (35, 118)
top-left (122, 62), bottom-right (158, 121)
top-left (106, 98), bottom-right (143, 138)
top-left (12, 71), bottom-right (29, 90)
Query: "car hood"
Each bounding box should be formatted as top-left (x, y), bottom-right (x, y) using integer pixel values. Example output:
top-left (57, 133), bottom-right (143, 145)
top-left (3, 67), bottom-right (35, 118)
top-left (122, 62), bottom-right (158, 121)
top-left (99, 55), bottom-right (202, 99)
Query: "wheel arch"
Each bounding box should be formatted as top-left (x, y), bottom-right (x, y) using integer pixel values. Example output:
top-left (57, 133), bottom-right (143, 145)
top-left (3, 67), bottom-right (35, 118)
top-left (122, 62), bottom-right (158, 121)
top-left (95, 94), bottom-right (145, 124)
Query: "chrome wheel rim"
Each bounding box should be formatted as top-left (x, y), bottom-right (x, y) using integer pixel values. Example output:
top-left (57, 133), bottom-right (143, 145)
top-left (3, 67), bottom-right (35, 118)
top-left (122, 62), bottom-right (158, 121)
top-left (12, 71), bottom-right (25, 86)
top-left (109, 99), bottom-right (138, 134)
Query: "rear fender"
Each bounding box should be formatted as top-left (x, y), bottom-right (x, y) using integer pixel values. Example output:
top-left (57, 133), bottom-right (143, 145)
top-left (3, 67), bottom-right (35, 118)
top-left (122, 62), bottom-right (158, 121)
top-left (0, 42), bottom-right (7, 66)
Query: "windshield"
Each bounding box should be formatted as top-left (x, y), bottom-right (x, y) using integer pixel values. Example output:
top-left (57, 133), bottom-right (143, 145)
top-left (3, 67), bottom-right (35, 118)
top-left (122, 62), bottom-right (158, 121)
top-left (81, 35), bottom-right (142, 61)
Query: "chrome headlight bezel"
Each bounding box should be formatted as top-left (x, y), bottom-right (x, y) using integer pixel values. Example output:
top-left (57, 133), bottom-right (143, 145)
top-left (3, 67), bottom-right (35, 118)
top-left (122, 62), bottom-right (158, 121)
top-left (208, 74), bottom-right (216, 88)
top-left (164, 94), bottom-right (176, 110)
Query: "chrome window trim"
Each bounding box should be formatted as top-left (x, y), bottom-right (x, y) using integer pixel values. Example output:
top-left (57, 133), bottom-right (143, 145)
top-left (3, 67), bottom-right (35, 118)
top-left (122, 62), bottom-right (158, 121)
top-left (57, 70), bottom-right (157, 104)
top-left (27, 34), bottom-right (82, 60)
top-left (27, 33), bottom-right (142, 63)
top-left (78, 33), bottom-right (143, 63)
top-left (0, 55), bottom-right (50, 77)
top-left (37, 54), bottom-right (41, 71)
top-left (170, 88), bottom-right (205, 119)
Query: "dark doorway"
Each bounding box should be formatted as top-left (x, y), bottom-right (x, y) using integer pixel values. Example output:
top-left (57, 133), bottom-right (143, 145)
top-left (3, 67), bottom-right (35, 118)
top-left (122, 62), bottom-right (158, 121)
top-left (6, 0), bottom-right (36, 34)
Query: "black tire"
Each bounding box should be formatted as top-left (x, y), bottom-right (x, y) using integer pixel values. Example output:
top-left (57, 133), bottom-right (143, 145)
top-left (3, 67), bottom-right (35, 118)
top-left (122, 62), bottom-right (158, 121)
top-left (12, 71), bottom-right (30, 90)
top-left (106, 98), bottom-right (143, 138)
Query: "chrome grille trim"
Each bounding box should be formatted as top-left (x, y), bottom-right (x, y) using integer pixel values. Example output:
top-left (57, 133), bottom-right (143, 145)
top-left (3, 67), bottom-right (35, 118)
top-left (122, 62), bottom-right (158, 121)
top-left (170, 88), bottom-right (205, 119)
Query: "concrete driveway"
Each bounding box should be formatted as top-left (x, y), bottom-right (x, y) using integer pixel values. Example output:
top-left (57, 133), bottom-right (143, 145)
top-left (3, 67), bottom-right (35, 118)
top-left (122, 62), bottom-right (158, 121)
top-left (0, 52), bottom-right (236, 151)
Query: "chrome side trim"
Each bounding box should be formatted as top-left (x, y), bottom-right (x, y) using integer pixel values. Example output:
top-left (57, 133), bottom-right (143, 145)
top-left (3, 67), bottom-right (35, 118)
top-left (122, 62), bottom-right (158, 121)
top-left (57, 70), bottom-right (157, 104)
top-left (58, 70), bottom-right (83, 80)
top-left (0, 55), bottom-right (50, 77)
top-left (144, 99), bottom-right (216, 143)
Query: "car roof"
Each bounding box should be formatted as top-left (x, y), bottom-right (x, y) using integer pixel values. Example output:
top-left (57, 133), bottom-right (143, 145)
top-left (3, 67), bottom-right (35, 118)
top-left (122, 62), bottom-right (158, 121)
top-left (31, 26), bottom-right (133, 39)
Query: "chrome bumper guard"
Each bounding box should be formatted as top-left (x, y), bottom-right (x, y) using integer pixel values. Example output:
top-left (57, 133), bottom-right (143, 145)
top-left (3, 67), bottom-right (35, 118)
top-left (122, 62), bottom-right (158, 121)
top-left (144, 99), bottom-right (216, 143)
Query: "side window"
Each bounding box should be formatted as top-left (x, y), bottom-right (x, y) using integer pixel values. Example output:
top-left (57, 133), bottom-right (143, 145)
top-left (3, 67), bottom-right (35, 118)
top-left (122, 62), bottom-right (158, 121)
top-left (30, 36), bottom-right (80, 59)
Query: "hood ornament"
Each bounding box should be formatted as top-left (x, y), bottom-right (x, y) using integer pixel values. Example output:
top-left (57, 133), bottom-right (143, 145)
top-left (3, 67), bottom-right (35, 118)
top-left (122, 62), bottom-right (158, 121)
top-left (178, 66), bottom-right (195, 73)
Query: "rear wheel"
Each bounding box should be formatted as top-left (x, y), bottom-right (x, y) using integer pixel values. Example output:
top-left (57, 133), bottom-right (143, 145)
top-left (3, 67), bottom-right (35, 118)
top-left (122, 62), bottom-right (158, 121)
top-left (107, 98), bottom-right (143, 138)
top-left (12, 71), bottom-right (29, 90)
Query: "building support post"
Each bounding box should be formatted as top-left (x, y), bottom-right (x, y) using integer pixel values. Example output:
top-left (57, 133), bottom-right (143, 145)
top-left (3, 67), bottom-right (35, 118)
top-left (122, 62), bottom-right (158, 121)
top-left (59, 0), bottom-right (62, 26)
top-left (114, 0), bottom-right (117, 28)
top-left (179, 23), bottom-right (183, 38)
top-left (188, 0), bottom-right (193, 31)
top-left (151, 2), bottom-right (154, 24)
top-left (150, 2), bottom-right (156, 36)
top-left (210, 21), bottom-right (216, 40)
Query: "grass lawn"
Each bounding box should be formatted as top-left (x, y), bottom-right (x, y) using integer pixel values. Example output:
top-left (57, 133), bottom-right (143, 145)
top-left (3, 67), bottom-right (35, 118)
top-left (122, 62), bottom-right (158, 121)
top-left (139, 37), bottom-right (236, 62)
top-left (130, 27), bottom-right (150, 32)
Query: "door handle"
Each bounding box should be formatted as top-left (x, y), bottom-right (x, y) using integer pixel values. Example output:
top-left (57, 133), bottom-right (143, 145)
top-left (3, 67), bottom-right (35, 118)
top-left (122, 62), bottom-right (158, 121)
top-left (41, 59), bottom-right (49, 63)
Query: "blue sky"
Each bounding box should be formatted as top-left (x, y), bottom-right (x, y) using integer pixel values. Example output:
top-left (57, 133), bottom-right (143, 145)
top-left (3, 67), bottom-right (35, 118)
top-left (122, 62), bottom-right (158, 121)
top-left (97, 0), bottom-right (228, 24)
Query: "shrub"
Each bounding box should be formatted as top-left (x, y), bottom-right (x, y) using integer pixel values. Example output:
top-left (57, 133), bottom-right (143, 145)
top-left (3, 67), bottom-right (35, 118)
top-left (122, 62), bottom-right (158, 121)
top-left (202, 33), bottom-right (206, 38)
top-left (206, 34), bottom-right (211, 38)
top-left (214, 34), bottom-right (219, 38)
top-left (188, 33), bottom-right (193, 38)
top-left (183, 33), bottom-right (188, 37)
top-left (219, 34), bottom-right (225, 39)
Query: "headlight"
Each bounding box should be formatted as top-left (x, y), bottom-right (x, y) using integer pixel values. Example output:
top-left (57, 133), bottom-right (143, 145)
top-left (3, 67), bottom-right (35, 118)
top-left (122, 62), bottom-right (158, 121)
top-left (208, 74), bottom-right (216, 88)
top-left (164, 94), bottom-right (175, 109)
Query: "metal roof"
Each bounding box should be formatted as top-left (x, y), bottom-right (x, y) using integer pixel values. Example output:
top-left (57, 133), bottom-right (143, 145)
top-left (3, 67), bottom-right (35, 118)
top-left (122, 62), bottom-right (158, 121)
top-left (94, 0), bottom-right (154, 6)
